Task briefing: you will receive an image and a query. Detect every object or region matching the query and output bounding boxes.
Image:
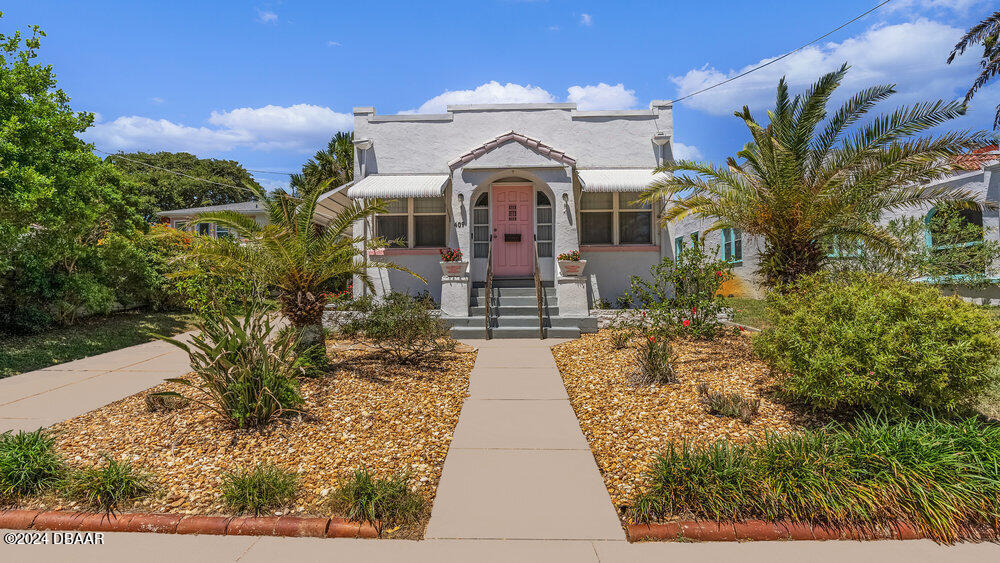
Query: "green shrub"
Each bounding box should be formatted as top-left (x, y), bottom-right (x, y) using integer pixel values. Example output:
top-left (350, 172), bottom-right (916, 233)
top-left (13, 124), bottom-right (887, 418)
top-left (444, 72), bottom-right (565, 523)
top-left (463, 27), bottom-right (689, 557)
top-left (630, 236), bottom-right (733, 339)
top-left (331, 467), bottom-right (424, 536)
top-left (697, 384), bottom-right (760, 423)
top-left (630, 416), bottom-right (1000, 541)
top-left (609, 330), bottom-right (631, 350)
top-left (633, 334), bottom-right (678, 384)
top-left (342, 292), bottom-right (454, 364)
top-left (754, 273), bottom-right (1000, 414)
top-left (220, 464), bottom-right (298, 516)
top-left (160, 299), bottom-right (303, 429)
top-left (63, 457), bottom-right (154, 512)
top-left (0, 430), bottom-right (63, 499)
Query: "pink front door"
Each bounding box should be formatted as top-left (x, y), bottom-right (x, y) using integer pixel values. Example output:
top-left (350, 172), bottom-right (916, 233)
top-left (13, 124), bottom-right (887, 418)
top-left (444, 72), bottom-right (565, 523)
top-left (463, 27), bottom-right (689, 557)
top-left (492, 185), bottom-right (534, 277)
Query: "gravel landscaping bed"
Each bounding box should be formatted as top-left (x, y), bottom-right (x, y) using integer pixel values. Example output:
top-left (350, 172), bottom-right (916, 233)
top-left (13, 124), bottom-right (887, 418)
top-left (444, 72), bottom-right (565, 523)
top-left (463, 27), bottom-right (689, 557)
top-left (552, 330), bottom-right (813, 512)
top-left (19, 340), bottom-right (476, 538)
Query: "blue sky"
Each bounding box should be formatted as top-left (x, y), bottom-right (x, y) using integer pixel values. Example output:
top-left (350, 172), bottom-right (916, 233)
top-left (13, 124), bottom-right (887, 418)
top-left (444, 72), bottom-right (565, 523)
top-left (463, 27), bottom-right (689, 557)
top-left (4, 0), bottom-right (999, 190)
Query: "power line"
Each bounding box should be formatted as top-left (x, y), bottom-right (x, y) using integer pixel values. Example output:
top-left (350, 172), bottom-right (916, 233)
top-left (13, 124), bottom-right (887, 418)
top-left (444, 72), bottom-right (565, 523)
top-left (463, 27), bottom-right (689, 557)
top-left (246, 168), bottom-right (295, 176)
top-left (670, 0), bottom-right (894, 104)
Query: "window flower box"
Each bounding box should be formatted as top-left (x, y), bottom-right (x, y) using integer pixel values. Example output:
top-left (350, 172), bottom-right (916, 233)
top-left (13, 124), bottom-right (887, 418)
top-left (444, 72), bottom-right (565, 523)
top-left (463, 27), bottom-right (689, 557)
top-left (557, 250), bottom-right (587, 276)
top-left (440, 247), bottom-right (468, 277)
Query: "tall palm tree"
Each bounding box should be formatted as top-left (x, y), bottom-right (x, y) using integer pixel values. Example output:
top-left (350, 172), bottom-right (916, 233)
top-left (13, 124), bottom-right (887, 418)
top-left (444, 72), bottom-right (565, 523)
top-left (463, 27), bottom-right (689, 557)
top-left (291, 132), bottom-right (355, 197)
top-left (643, 64), bottom-right (992, 287)
top-left (183, 182), bottom-right (416, 346)
top-left (948, 10), bottom-right (1000, 128)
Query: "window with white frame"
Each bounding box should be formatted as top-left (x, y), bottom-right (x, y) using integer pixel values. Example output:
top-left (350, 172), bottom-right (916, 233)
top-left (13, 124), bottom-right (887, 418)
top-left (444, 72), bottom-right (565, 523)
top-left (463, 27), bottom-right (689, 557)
top-left (197, 223), bottom-right (211, 236)
top-left (536, 191), bottom-right (553, 257)
top-left (472, 192), bottom-right (490, 258)
top-left (580, 192), bottom-right (654, 245)
top-left (215, 224), bottom-right (232, 239)
top-left (375, 197), bottom-right (447, 248)
top-left (721, 228), bottom-right (742, 264)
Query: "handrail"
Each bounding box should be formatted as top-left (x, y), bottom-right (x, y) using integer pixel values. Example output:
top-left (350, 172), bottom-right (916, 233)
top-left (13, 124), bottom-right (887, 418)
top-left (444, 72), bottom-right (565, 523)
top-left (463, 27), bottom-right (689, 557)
top-left (532, 234), bottom-right (544, 339)
top-left (484, 233), bottom-right (494, 340)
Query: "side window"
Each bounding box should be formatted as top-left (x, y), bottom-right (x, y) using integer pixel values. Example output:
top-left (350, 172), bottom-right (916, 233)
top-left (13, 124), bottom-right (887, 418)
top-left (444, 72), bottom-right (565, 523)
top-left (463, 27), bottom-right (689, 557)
top-left (536, 191), bottom-right (553, 257)
top-left (472, 192), bottom-right (490, 258)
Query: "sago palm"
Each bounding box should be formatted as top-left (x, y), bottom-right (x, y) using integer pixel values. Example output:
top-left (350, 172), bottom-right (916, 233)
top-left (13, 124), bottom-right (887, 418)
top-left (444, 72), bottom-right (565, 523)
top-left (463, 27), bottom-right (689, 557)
top-left (183, 182), bottom-right (415, 346)
top-left (948, 9), bottom-right (1000, 128)
top-left (643, 64), bottom-right (993, 287)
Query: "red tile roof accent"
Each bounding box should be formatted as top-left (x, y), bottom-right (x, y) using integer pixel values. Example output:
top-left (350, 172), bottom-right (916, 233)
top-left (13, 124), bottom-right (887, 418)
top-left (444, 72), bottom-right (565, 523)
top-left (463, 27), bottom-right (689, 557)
top-left (448, 130), bottom-right (577, 169)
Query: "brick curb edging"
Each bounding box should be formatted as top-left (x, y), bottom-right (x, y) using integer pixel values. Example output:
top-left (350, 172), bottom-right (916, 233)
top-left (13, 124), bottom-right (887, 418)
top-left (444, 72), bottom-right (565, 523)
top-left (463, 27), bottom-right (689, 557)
top-left (627, 520), bottom-right (994, 542)
top-left (0, 509), bottom-right (377, 539)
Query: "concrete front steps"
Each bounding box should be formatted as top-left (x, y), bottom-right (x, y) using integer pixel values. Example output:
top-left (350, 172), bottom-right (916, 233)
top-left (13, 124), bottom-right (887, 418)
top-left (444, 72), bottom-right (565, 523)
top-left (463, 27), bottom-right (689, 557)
top-left (444, 278), bottom-right (597, 339)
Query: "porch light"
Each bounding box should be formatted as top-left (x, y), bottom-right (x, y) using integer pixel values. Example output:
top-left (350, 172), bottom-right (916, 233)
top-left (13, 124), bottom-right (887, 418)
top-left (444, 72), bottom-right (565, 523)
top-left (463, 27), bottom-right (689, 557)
top-left (652, 132), bottom-right (670, 146)
top-left (562, 193), bottom-right (569, 203)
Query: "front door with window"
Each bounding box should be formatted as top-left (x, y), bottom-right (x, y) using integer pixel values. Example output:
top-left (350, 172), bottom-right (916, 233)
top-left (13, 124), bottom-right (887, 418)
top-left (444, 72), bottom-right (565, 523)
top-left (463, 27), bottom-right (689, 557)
top-left (492, 184), bottom-right (534, 276)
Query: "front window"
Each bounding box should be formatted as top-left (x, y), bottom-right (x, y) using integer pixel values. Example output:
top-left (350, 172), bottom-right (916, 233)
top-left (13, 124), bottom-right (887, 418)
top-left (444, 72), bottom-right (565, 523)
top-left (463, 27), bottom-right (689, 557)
top-left (721, 228), bottom-right (742, 264)
top-left (579, 192), bottom-right (653, 245)
top-left (375, 197), bottom-right (447, 248)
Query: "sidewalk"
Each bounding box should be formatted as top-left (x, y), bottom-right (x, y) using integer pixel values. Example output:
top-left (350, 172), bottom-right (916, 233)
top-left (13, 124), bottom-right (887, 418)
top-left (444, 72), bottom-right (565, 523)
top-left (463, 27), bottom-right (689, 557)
top-left (425, 338), bottom-right (624, 541)
top-left (0, 334), bottom-right (194, 433)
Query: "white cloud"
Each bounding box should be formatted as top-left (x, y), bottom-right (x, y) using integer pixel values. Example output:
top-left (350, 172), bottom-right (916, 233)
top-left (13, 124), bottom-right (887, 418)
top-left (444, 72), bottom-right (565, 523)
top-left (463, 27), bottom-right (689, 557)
top-left (408, 81), bottom-right (555, 113)
top-left (256, 9), bottom-right (277, 24)
top-left (580, 13), bottom-right (593, 27)
top-left (566, 83), bottom-right (637, 110)
top-left (547, 25), bottom-right (560, 32)
top-left (672, 142), bottom-right (703, 161)
top-left (83, 104), bottom-right (352, 154)
top-left (671, 19), bottom-right (979, 116)
top-left (150, 97), bottom-right (165, 104)
top-left (327, 40), bottom-right (341, 47)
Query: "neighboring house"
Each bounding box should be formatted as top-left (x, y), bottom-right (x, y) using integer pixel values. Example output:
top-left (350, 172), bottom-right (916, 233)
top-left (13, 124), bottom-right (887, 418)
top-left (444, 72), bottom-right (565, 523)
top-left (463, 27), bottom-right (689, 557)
top-left (347, 101), bottom-right (676, 336)
top-left (155, 183), bottom-right (353, 236)
top-left (669, 156), bottom-right (1000, 301)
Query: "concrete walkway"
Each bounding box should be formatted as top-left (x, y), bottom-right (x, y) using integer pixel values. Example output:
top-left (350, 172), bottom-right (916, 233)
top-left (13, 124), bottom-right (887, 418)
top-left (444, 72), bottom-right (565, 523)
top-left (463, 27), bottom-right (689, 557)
top-left (425, 338), bottom-right (624, 541)
top-left (0, 334), bottom-right (194, 433)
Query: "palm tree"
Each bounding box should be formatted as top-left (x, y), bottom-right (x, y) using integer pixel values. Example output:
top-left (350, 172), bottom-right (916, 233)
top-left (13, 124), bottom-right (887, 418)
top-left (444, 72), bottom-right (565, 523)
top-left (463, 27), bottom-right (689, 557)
top-left (643, 64), bottom-right (992, 287)
top-left (948, 10), bottom-right (1000, 128)
top-left (182, 182), bottom-right (416, 347)
top-left (291, 132), bottom-right (355, 197)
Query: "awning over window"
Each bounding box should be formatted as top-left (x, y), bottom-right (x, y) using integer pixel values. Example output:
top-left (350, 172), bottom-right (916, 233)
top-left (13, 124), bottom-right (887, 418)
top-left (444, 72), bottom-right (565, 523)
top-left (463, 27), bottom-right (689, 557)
top-left (346, 174), bottom-right (449, 198)
top-left (578, 168), bottom-right (666, 192)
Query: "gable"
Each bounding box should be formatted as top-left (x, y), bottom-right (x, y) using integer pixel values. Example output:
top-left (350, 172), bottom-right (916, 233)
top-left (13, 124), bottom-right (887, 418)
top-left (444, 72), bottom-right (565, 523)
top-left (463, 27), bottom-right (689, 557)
top-left (448, 131), bottom-right (576, 170)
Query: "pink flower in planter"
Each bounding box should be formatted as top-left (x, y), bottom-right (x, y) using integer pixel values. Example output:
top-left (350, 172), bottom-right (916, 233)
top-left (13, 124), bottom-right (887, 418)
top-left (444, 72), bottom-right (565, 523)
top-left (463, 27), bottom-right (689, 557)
top-left (682, 319), bottom-right (691, 327)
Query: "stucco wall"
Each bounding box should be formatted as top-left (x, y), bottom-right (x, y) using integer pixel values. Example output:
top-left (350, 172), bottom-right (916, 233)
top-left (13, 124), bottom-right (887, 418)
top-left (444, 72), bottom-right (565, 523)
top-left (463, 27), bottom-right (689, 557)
top-left (582, 249), bottom-right (664, 306)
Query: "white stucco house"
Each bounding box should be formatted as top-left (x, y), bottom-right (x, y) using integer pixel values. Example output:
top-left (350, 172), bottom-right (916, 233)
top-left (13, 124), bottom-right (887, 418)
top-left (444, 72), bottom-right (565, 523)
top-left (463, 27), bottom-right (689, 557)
top-left (345, 101), bottom-right (677, 337)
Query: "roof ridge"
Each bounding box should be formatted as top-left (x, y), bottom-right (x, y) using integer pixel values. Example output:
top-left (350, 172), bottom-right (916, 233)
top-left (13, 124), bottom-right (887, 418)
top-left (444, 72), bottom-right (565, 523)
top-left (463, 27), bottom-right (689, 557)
top-left (447, 131), bottom-right (576, 169)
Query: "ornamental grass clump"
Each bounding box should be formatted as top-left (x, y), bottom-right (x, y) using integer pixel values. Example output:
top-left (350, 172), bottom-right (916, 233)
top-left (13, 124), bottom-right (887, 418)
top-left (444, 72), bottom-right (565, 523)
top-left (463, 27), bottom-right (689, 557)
top-left (632, 334), bottom-right (678, 385)
top-left (629, 415), bottom-right (1000, 542)
top-left (221, 464), bottom-right (298, 516)
top-left (62, 457), bottom-right (155, 513)
top-left (331, 467), bottom-right (424, 537)
top-left (160, 299), bottom-right (303, 429)
top-left (697, 384), bottom-right (760, 423)
top-left (754, 273), bottom-right (1000, 415)
top-left (0, 430), bottom-right (63, 500)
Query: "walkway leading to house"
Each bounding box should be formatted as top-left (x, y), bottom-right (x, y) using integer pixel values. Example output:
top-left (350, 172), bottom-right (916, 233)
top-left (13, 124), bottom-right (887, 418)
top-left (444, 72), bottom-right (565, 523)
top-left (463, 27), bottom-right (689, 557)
top-left (426, 338), bottom-right (625, 541)
top-left (0, 334), bottom-right (194, 433)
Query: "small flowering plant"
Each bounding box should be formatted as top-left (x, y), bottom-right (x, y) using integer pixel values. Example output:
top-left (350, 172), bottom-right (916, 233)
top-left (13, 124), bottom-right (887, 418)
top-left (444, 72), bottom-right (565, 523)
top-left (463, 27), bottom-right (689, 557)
top-left (557, 250), bottom-right (582, 261)
top-left (439, 247), bottom-right (463, 262)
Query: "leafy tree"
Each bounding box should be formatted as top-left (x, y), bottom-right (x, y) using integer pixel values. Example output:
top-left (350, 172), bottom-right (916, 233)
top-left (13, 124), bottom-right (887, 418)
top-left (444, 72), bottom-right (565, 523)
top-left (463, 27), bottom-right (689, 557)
top-left (0, 15), bottom-right (147, 332)
top-left (107, 151), bottom-right (262, 218)
top-left (948, 9), bottom-right (1000, 128)
top-left (643, 65), bottom-right (992, 287)
top-left (178, 184), bottom-right (416, 347)
top-left (290, 132), bottom-right (353, 197)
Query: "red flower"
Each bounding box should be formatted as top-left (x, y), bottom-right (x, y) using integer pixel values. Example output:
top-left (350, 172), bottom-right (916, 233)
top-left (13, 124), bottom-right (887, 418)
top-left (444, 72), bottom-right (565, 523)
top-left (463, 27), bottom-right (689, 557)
top-left (716, 270), bottom-right (723, 277)
top-left (682, 319), bottom-right (691, 327)
top-left (692, 307), bottom-right (697, 313)
top-left (648, 336), bottom-right (656, 343)
top-left (739, 326), bottom-right (745, 332)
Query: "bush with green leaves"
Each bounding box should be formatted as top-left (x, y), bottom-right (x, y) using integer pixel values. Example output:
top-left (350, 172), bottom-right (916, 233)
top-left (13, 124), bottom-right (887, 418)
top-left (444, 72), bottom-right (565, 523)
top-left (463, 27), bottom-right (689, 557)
top-left (221, 464), bottom-right (298, 516)
top-left (0, 430), bottom-right (63, 499)
top-left (754, 273), bottom-right (1000, 414)
top-left (630, 415), bottom-right (1000, 542)
top-left (630, 235), bottom-right (733, 339)
top-left (62, 457), bottom-right (154, 513)
top-left (341, 292), bottom-right (454, 364)
top-left (160, 300), bottom-right (303, 429)
top-left (331, 467), bottom-right (424, 536)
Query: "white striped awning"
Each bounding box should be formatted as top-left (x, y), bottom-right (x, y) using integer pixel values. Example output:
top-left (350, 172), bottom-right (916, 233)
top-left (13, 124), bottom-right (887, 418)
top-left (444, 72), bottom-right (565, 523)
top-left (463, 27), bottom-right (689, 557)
top-left (577, 168), bottom-right (666, 192)
top-left (346, 174), bottom-right (449, 198)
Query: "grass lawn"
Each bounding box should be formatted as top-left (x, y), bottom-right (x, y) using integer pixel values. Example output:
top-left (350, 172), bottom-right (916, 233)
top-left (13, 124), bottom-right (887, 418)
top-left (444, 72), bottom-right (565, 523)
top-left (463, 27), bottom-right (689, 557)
top-left (726, 297), bottom-right (769, 329)
top-left (0, 310), bottom-right (197, 379)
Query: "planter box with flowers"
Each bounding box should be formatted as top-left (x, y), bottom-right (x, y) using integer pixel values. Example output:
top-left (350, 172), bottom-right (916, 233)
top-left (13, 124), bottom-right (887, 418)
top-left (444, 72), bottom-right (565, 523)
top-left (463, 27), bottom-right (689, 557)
top-left (439, 248), bottom-right (468, 277)
top-left (557, 250), bottom-right (587, 277)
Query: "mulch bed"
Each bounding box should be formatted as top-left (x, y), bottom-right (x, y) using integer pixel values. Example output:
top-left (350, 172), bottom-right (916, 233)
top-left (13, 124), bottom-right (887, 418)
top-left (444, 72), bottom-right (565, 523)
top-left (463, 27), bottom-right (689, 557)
top-left (552, 330), bottom-right (816, 513)
top-left (19, 340), bottom-right (476, 539)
